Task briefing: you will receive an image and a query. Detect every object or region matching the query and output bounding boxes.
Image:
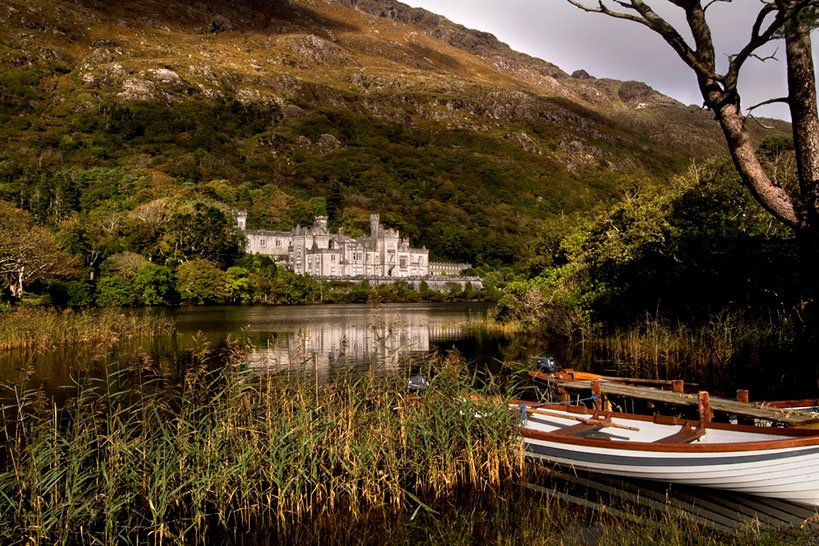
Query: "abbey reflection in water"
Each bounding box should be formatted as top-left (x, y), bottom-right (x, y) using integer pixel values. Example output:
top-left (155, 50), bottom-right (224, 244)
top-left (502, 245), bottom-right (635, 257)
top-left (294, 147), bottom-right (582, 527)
top-left (218, 304), bottom-right (488, 381)
top-left (0, 304), bottom-right (493, 396)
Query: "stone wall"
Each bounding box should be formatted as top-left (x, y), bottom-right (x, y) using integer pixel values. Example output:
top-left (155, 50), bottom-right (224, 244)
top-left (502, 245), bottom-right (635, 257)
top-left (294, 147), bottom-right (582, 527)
top-left (326, 275), bottom-right (483, 292)
top-left (428, 262), bottom-right (473, 276)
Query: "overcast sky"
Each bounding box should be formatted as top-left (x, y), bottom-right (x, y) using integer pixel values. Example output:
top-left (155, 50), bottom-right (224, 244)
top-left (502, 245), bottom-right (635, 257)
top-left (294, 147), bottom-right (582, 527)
top-left (402, 1), bottom-right (809, 120)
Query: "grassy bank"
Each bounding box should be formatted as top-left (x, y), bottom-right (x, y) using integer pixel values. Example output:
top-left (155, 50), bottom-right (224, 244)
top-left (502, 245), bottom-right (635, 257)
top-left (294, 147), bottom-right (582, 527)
top-left (0, 307), bottom-right (175, 353)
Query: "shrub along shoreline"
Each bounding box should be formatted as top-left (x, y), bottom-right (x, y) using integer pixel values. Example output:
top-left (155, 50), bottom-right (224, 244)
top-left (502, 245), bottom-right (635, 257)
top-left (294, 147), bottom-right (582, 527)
top-left (45, 254), bottom-right (485, 308)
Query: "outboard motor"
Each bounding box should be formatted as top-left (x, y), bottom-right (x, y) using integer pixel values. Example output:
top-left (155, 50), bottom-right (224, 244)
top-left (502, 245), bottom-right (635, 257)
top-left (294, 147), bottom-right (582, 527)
top-left (536, 356), bottom-right (556, 373)
top-left (407, 374), bottom-right (430, 394)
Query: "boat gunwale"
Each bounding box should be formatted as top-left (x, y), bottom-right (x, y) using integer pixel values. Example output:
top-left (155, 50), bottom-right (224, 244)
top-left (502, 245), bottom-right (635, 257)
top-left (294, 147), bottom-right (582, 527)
top-left (513, 402), bottom-right (819, 453)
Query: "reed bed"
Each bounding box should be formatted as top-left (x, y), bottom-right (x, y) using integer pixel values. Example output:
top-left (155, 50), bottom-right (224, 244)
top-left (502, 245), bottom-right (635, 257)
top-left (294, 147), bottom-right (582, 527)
top-left (0, 342), bottom-right (525, 544)
top-left (470, 319), bottom-right (523, 337)
top-left (595, 312), bottom-right (796, 384)
top-left (0, 339), bottom-right (801, 544)
top-left (0, 308), bottom-right (175, 353)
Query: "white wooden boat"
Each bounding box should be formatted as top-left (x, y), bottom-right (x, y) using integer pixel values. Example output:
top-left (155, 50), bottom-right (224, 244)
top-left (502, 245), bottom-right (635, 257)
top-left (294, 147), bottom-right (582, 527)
top-left (513, 401), bottom-right (819, 506)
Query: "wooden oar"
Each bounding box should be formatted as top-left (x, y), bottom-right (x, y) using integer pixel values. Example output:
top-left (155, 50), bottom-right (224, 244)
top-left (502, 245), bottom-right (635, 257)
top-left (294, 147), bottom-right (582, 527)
top-left (514, 405), bottom-right (641, 432)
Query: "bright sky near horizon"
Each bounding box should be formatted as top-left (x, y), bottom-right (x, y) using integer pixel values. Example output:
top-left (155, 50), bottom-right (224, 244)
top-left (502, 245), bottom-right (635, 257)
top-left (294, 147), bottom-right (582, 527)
top-left (401, 1), bottom-right (813, 120)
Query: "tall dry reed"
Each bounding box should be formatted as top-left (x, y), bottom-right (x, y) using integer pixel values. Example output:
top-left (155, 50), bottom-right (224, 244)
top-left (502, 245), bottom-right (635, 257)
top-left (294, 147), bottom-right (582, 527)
top-left (0, 335), bottom-right (794, 544)
top-left (0, 308), bottom-right (175, 353)
top-left (595, 312), bottom-right (796, 383)
top-left (0, 342), bottom-right (523, 544)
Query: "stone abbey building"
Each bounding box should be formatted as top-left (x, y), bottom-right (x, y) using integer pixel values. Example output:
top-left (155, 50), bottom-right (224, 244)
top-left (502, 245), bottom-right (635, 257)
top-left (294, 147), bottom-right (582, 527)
top-left (237, 212), bottom-right (481, 289)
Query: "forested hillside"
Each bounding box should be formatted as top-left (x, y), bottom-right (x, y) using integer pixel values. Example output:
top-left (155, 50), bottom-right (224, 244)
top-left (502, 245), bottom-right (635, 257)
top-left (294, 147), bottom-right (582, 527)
top-left (0, 0), bottom-right (787, 303)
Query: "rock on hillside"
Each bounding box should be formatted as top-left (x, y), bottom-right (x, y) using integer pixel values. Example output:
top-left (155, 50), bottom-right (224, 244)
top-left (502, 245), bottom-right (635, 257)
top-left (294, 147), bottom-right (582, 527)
top-left (1, 0), bottom-right (735, 157)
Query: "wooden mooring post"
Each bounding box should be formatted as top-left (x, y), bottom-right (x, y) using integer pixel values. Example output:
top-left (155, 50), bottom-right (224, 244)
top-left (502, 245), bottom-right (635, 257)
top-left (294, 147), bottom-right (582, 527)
top-left (559, 388), bottom-right (570, 403)
top-left (671, 380), bottom-right (684, 394)
top-left (698, 391), bottom-right (712, 423)
top-left (736, 389), bottom-right (750, 403)
top-left (591, 379), bottom-right (603, 411)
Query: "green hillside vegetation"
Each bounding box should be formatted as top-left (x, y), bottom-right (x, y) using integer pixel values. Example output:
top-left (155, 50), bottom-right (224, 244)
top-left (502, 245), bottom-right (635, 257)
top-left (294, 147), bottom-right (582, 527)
top-left (0, 87), bottom-right (690, 266)
top-left (0, 0), bottom-right (789, 306)
top-left (497, 156), bottom-right (800, 332)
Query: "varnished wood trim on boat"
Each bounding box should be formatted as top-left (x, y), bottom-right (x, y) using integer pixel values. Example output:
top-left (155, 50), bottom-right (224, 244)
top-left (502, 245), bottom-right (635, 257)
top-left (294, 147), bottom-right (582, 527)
top-left (652, 423), bottom-right (706, 444)
top-left (549, 421), bottom-right (607, 437)
top-left (512, 400), bottom-right (819, 452)
top-left (520, 425), bottom-right (819, 452)
top-left (509, 400), bottom-right (819, 436)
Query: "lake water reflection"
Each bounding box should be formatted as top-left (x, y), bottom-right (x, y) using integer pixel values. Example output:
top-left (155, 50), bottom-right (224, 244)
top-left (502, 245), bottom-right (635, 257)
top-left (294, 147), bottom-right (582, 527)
top-left (0, 303), bottom-right (503, 395)
top-left (3, 303), bottom-right (806, 402)
top-left (168, 303), bottom-right (492, 381)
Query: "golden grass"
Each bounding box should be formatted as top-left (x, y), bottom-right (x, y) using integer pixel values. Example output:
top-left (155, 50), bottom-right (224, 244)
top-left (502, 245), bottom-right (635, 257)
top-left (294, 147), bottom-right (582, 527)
top-left (0, 307), bottom-right (174, 353)
top-left (0, 333), bottom-right (797, 544)
top-left (595, 312), bottom-right (796, 382)
top-left (0, 345), bottom-right (524, 544)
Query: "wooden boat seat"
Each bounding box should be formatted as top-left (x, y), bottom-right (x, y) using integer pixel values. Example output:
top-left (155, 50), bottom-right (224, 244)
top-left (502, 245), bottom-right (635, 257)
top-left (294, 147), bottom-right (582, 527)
top-left (653, 423), bottom-right (706, 444)
top-left (550, 412), bottom-right (612, 437)
top-left (549, 421), bottom-right (608, 437)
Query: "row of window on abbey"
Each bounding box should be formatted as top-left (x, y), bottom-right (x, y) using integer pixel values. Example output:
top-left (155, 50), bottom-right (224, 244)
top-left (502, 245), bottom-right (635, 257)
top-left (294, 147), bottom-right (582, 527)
top-left (237, 212), bottom-right (476, 283)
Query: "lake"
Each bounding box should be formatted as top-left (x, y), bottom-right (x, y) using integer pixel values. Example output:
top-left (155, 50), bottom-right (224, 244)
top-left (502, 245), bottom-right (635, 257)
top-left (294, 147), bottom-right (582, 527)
top-left (167, 302), bottom-right (504, 380)
top-left (0, 303), bottom-right (541, 398)
top-left (2, 302), bottom-right (810, 402)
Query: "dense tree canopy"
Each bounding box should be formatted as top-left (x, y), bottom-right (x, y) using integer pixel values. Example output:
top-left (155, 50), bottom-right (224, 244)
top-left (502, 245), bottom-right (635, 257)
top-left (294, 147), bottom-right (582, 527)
top-left (496, 159), bottom-right (799, 335)
top-left (0, 200), bottom-right (75, 298)
top-left (161, 203), bottom-right (244, 268)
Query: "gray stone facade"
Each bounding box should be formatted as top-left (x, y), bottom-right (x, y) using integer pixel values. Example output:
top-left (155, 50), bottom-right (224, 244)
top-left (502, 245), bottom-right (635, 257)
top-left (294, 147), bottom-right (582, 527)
top-left (429, 262), bottom-right (473, 276)
top-left (237, 212), bottom-right (482, 289)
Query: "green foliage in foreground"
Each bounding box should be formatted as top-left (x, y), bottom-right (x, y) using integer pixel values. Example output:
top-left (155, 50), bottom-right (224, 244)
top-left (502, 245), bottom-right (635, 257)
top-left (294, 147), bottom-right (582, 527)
top-left (0, 343), bottom-right (799, 544)
top-left (496, 159), bottom-right (800, 338)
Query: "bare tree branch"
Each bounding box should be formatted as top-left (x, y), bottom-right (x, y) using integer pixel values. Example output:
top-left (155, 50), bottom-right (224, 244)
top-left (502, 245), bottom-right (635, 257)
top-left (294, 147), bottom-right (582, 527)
top-left (566, 0), bottom-right (721, 80)
top-left (724, 4), bottom-right (786, 89)
top-left (566, 0), bottom-right (809, 229)
top-left (746, 96), bottom-right (790, 114)
top-left (750, 47), bottom-right (780, 62)
top-left (748, 114), bottom-right (780, 130)
top-left (702, 0), bottom-right (731, 11)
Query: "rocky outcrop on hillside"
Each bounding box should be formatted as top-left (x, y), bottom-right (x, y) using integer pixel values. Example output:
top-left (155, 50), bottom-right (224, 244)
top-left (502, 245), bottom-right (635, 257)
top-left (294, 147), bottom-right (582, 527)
top-left (341, 0), bottom-right (687, 111)
top-left (1, 0), bottom-right (787, 191)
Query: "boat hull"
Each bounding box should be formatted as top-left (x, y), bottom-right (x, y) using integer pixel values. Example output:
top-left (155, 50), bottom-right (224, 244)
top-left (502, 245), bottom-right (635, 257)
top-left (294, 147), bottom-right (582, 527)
top-left (525, 437), bottom-right (819, 505)
top-left (518, 404), bottom-right (819, 506)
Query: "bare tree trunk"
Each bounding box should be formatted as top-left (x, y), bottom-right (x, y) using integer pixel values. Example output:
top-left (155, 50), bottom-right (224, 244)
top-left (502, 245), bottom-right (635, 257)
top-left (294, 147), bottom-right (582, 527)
top-left (785, 15), bottom-right (819, 276)
top-left (712, 98), bottom-right (800, 228)
top-left (12, 267), bottom-right (24, 298)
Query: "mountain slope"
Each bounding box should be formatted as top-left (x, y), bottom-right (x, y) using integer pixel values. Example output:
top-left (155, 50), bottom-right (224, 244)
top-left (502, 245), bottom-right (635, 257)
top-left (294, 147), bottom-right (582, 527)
top-left (0, 0), bottom-right (787, 267)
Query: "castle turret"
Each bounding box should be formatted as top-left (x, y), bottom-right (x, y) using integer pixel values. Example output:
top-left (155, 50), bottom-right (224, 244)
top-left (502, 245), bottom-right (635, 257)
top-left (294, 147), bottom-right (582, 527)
top-left (370, 214), bottom-right (380, 237)
top-left (315, 216), bottom-right (328, 233)
top-left (236, 210), bottom-right (248, 231)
